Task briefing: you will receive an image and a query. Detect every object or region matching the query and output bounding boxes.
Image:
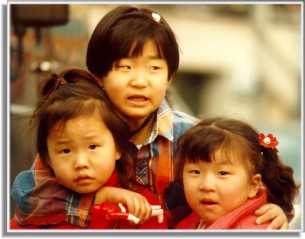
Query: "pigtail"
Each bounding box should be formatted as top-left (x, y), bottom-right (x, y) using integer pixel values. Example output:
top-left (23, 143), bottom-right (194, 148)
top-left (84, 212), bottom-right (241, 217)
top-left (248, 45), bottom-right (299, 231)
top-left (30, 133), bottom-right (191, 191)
top-left (260, 146), bottom-right (300, 212)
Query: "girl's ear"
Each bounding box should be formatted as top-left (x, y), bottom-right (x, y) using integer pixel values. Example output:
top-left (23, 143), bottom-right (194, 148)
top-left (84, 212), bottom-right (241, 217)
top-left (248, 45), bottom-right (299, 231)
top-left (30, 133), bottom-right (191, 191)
top-left (248, 174), bottom-right (262, 198)
top-left (167, 76), bottom-right (172, 86)
top-left (115, 147), bottom-right (122, 160)
top-left (46, 156), bottom-right (53, 168)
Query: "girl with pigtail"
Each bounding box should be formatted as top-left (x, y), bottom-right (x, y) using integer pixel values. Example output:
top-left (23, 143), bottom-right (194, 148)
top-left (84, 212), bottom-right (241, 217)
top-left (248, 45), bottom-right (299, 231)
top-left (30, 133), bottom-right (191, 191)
top-left (174, 117), bottom-right (299, 229)
top-left (11, 68), bottom-right (166, 229)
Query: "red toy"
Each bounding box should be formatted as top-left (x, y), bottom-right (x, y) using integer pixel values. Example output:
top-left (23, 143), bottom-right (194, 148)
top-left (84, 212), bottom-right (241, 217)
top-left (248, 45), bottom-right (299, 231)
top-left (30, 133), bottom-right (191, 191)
top-left (91, 202), bottom-right (164, 224)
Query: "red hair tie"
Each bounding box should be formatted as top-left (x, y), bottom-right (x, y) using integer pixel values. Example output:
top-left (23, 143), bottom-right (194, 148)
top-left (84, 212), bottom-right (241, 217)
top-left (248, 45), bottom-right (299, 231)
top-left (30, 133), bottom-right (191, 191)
top-left (259, 133), bottom-right (279, 152)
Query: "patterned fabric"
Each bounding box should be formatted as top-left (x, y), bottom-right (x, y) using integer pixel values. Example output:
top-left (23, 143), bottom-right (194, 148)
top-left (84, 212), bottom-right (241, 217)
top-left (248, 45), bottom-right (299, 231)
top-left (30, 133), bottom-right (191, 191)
top-left (11, 170), bottom-right (167, 229)
top-left (133, 99), bottom-right (198, 195)
top-left (11, 99), bottom-right (199, 228)
top-left (11, 155), bottom-right (118, 227)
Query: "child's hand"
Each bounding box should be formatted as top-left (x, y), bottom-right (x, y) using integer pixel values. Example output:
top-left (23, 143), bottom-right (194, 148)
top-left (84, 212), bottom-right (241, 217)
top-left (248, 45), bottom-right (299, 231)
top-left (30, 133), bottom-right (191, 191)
top-left (254, 203), bottom-right (289, 229)
top-left (120, 189), bottom-right (152, 223)
top-left (94, 187), bottom-right (152, 224)
top-left (92, 202), bottom-right (164, 224)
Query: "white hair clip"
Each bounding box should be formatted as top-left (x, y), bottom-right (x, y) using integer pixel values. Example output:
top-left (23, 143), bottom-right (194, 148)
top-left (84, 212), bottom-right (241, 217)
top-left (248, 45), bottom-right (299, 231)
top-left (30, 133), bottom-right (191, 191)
top-left (152, 12), bottom-right (161, 23)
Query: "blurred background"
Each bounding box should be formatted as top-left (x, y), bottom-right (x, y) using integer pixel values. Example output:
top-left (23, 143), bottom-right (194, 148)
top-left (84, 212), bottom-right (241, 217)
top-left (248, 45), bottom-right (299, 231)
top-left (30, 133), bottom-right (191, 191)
top-left (9, 3), bottom-right (302, 229)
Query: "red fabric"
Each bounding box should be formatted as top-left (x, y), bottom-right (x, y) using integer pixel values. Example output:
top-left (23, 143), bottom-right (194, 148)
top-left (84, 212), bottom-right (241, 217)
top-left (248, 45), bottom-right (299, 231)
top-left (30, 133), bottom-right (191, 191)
top-left (10, 171), bottom-right (167, 230)
top-left (176, 188), bottom-right (270, 230)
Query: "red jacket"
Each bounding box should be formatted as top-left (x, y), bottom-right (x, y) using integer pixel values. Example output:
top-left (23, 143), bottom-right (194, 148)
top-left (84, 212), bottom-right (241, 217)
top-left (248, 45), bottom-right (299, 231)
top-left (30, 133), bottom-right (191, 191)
top-left (176, 188), bottom-right (270, 230)
top-left (11, 171), bottom-right (167, 230)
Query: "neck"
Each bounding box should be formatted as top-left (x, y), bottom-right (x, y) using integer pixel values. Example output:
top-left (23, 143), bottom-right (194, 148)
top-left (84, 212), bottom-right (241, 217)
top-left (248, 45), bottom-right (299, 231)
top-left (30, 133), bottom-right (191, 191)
top-left (130, 112), bottom-right (155, 136)
top-left (130, 112), bottom-right (156, 145)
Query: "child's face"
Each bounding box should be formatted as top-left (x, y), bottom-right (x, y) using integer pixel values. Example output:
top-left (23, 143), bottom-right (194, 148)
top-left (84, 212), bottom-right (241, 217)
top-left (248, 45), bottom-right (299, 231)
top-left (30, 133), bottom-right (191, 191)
top-left (46, 110), bottom-right (121, 194)
top-left (182, 149), bottom-right (261, 225)
top-left (101, 39), bottom-right (170, 124)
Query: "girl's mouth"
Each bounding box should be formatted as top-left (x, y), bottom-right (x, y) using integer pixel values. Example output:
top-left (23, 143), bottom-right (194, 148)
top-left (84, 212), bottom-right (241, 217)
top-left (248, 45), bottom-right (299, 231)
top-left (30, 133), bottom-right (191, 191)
top-left (128, 95), bottom-right (149, 106)
top-left (128, 96), bottom-right (148, 102)
top-left (200, 199), bottom-right (217, 205)
top-left (75, 176), bottom-right (93, 185)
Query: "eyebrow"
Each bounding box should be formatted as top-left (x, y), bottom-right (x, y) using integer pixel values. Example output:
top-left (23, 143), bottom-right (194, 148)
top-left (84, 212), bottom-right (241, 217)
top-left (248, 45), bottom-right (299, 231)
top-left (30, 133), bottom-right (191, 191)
top-left (83, 134), bottom-right (102, 140)
top-left (149, 56), bottom-right (163, 60)
top-left (212, 158), bottom-right (234, 165)
top-left (124, 54), bottom-right (163, 60)
top-left (53, 139), bottom-right (71, 146)
top-left (53, 134), bottom-right (101, 144)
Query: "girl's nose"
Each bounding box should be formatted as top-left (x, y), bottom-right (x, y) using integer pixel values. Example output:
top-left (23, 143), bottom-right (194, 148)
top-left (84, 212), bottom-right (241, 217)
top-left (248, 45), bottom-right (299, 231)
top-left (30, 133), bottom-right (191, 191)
top-left (198, 174), bottom-right (215, 192)
top-left (74, 153), bottom-right (89, 169)
top-left (130, 70), bottom-right (148, 87)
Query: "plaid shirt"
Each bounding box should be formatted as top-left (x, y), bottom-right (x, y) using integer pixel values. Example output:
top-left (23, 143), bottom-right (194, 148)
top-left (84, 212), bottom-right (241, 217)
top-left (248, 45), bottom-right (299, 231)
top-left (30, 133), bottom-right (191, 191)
top-left (11, 156), bottom-right (96, 227)
top-left (11, 99), bottom-right (199, 228)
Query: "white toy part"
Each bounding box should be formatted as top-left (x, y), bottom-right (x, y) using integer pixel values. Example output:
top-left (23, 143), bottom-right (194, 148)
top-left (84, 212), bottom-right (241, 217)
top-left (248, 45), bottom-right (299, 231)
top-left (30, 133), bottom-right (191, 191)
top-left (151, 205), bottom-right (164, 223)
top-left (119, 203), bottom-right (164, 224)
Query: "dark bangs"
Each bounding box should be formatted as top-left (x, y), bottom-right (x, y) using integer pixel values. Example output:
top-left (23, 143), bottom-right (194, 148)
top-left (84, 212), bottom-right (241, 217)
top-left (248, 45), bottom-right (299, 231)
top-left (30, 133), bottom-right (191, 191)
top-left (86, 6), bottom-right (179, 79)
top-left (175, 124), bottom-right (256, 183)
top-left (184, 128), bottom-right (254, 171)
top-left (40, 99), bottom-right (99, 133)
top-left (112, 19), bottom-right (164, 58)
top-left (36, 99), bottom-right (100, 170)
top-left (112, 17), bottom-right (178, 76)
top-left (178, 127), bottom-right (236, 164)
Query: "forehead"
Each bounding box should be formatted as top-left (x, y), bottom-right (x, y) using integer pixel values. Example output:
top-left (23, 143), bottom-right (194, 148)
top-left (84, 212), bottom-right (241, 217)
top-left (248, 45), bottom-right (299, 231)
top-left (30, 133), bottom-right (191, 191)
top-left (209, 147), bottom-right (243, 165)
top-left (49, 110), bottom-right (103, 134)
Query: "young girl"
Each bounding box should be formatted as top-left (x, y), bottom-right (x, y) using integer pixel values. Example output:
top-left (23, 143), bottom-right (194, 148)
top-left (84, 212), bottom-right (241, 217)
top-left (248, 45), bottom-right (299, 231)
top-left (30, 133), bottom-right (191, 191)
top-left (11, 5), bottom-right (289, 229)
top-left (174, 117), bottom-right (299, 229)
top-left (10, 68), bottom-right (167, 229)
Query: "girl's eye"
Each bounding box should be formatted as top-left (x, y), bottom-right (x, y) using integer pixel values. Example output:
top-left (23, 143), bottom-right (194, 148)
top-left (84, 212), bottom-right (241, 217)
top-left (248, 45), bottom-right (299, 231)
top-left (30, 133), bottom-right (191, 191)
top-left (217, 171), bottom-right (229, 176)
top-left (118, 65), bottom-right (131, 70)
top-left (60, 149), bottom-right (71, 154)
top-left (149, 66), bottom-right (160, 71)
top-left (114, 60), bottom-right (132, 71)
top-left (190, 170), bottom-right (200, 175)
top-left (88, 145), bottom-right (98, 150)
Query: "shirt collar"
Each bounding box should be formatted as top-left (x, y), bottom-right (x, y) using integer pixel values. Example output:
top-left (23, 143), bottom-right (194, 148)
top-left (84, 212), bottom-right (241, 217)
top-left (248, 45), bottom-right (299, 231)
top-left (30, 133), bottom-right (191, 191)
top-left (145, 99), bottom-right (174, 144)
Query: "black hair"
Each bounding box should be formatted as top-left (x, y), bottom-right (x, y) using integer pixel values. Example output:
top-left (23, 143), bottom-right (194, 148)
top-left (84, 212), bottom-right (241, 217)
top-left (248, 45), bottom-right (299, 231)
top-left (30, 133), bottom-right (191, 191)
top-left (86, 5), bottom-right (179, 80)
top-left (31, 68), bottom-right (135, 188)
top-left (175, 117), bottom-right (300, 212)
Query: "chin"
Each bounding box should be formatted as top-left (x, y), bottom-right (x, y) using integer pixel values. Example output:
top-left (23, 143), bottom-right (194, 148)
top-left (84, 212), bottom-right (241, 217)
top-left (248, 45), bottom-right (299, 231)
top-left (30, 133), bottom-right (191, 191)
top-left (73, 187), bottom-right (97, 194)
